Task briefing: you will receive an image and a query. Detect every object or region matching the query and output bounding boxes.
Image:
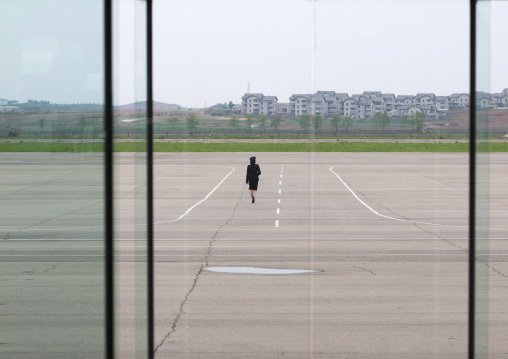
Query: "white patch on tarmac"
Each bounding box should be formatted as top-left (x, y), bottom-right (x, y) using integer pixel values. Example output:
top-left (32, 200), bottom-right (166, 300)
top-left (279, 181), bottom-right (282, 185)
top-left (277, 208), bottom-right (280, 214)
top-left (203, 266), bottom-right (320, 275)
top-left (275, 220), bottom-right (279, 227)
top-left (278, 189), bottom-right (281, 194)
top-left (278, 199), bottom-right (281, 204)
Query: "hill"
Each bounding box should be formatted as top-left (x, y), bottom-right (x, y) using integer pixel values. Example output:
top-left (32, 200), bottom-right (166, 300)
top-left (116, 101), bottom-right (179, 111)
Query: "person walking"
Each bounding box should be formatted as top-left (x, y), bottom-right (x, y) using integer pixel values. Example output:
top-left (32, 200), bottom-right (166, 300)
top-left (246, 156), bottom-right (261, 203)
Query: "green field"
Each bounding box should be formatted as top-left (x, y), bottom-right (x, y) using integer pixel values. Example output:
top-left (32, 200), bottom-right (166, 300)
top-left (1, 141), bottom-right (507, 152)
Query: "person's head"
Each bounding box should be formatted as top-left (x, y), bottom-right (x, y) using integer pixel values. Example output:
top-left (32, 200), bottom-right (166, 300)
top-left (250, 156), bottom-right (256, 165)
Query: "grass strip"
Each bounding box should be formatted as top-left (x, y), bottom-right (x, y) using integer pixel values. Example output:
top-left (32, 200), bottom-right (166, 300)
top-left (2, 141), bottom-right (508, 152)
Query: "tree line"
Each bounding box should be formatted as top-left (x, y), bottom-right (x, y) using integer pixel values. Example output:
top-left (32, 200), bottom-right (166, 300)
top-left (164, 111), bottom-right (429, 135)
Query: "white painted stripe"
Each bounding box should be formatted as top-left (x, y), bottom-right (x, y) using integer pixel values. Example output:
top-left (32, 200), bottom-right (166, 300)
top-left (277, 208), bottom-right (280, 214)
top-left (278, 199), bottom-right (281, 204)
top-left (280, 174), bottom-right (282, 178)
top-left (279, 189), bottom-right (281, 194)
top-left (275, 220), bottom-right (279, 227)
top-left (329, 166), bottom-right (466, 228)
top-left (154, 167), bottom-right (236, 225)
top-left (279, 181), bottom-right (282, 186)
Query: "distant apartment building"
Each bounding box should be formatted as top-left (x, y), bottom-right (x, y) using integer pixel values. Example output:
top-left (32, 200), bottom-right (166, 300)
top-left (476, 92), bottom-right (491, 109)
top-left (241, 93), bottom-right (278, 116)
top-left (415, 93), bottom-right (435, 106)
top-left (395, 95), bottom-right (414, 106)
top-left (490, 92), bottom-right (508, 108)
top-left (277, 102), bottom-right (290, 114)
top-left (289, 91), bottom-right (349, 117)
top-left (289, 94), bottom-right (310, 116)
top-left (449, 93), bottom-right (470, 108)
top-left (398, 105), bottom-right (437, 118)
top-left (241, 88), bottom-right (506, 119)
top-left (434, 96), bottom-right (449, 111)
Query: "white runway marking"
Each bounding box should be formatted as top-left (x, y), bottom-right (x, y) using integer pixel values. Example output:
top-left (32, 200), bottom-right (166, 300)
top-left (277, 208), bottom-right (280, 214)
top-left (275, 220), bottom-right (279, 227)
top-left (278, 199), bottom-right (281, 204)
top-left (153, 167), bottom-right (236, 225)
top-left (12, 167), bottom-right (238, 231)
top-left (329, 166), bottom-right (466, 228)
top-left (279, 181), bottom-right (282, 186)
top-left (279, 189), bottom-right (281, 194)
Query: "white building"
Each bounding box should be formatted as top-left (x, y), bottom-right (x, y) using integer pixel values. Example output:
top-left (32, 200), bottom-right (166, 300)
top-left (241, 93), bottom-right (278, 116)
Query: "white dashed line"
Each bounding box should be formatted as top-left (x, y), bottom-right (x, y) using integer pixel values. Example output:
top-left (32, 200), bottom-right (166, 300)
top-left (275, 220), bottom-right (279, 227)
top-left (279, 189), bottom-right (281, 194)
top-left (277, 208), bottom-right (280, 214)
top-left (279, 181), bottom-right (282, 186)
top-left (278, 199), bottom-right (281, 204)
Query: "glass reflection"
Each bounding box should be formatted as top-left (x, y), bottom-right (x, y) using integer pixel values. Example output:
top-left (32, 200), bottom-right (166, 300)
top-left (0, 0), bottom-right (105, 357)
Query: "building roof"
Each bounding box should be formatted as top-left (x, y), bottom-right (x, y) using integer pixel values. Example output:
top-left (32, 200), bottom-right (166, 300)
top-left (316, 91), bottom-right (336, 96)
top-left (242, 93), bottom-right (264, 100)
top-left (415, 93), bottom-right (435, 99)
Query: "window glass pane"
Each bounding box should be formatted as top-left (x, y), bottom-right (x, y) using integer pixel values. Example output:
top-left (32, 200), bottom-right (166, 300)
top-left (152, 0), bottom-right (474, 357)
top-left (113, 0), bottom-right (149, 356)
top-left (476, 1), bottom-right (508, 356)
top-left (0, 0), bottom-right (105, 357)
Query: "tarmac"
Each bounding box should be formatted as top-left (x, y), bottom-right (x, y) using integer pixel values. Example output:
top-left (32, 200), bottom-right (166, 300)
top-left (1, 152), bottom-right (507, 358)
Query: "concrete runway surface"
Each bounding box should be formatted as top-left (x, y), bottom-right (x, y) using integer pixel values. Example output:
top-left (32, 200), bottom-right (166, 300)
top-left (1, 152), bottom-right (508, 358)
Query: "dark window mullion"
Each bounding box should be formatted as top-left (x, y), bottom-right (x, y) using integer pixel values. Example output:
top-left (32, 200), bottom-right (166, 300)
top-left (468, 1), bottom-right (476, 358)
top-left (104, 0), bottom-right (114, 358)
top-left (146, 0), bottom-right (154, 358)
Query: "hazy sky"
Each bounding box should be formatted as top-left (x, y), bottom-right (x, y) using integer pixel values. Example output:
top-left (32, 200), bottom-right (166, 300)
top-left (1, 0), bottom-right (507, 107)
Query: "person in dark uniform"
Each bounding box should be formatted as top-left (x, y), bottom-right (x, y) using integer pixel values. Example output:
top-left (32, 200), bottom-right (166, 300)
top-left (246, 156), bottom-right (261, 203)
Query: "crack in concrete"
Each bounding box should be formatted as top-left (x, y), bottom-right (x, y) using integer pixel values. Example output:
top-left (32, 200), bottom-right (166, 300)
top-left (18, 201), bottom-right (103, 231)
top-left (356, 190), bottom-right (406, 220)
top-left (121, 181), bottom-right (146, 197)
top-left (416, 222), bottom-right (508, 279)
top-left (419, 174), bottom-right (468, 194)
top-left (153, 184), bottom-right (245, 354)
top-left (352, 264), bottom-right (376, 276)
top-left (357, 190), bottom-right (508, 278)
top-left (0, 171), bottom-right (77, 199)
top-left (483, 263), bottom-right (508, 278)
top-left (42, 262), bottom-right (64, 274)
